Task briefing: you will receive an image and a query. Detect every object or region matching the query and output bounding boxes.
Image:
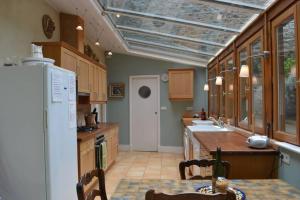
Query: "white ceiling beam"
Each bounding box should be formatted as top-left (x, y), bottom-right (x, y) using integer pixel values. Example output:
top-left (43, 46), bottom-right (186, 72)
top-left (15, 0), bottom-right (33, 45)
top-left (117, 25), bottom-right (226, 48)
top-left (128, 45), bottom-right (208, 67)
top-left (125, 38), bottom-right (215, 57)
top-left (103, 7), bottom-right (241, 33)
top-left (199, 0), bottom-right (265, 11)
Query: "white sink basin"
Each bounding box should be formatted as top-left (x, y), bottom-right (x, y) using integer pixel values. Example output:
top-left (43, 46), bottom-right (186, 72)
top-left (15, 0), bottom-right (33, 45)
top-left (192, 120), bottom-right (214, 125)
top-left (187, 124), bottom-right (233, 133)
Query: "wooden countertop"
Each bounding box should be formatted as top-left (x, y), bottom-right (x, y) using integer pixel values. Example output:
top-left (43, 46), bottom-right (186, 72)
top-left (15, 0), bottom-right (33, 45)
top-left (194, 132), bottom-right (278, 155)
top-left (77, 123), bottom-right (118, 142)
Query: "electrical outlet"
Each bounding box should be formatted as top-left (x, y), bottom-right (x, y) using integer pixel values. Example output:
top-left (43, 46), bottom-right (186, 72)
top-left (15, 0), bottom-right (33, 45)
top-left (185, 107), bottom-right (193, 111)
top-left (160, 106), bottom-right (167, 110)
top-left (280, 152), bottom-right (290, 165)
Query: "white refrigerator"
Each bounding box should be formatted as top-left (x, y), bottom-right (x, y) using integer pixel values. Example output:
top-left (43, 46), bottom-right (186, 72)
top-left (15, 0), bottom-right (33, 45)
top-left (0, 64), bottom-right (78, 200)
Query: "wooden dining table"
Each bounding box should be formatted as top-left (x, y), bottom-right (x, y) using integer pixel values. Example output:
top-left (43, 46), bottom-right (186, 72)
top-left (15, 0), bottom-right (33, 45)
top-left (110, 179), bottom-right (300, 200)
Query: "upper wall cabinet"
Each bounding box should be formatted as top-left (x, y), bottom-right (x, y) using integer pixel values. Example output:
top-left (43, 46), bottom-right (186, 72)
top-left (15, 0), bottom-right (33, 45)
top-left (168, 68), bottom-right (194, 101)
top-left (34, 42), bottom-right (107, 103)
top-left (271, 4), bottom-right (300, 144)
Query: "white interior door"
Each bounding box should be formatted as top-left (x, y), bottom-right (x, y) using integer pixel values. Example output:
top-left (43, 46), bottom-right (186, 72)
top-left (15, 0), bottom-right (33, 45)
top-left (130, 76), bottom-right (159, 151)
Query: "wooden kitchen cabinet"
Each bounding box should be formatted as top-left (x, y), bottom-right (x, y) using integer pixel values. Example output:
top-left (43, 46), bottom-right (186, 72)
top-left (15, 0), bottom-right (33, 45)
top-left (60, 48), bottom-right (77, 73)
top-left (168, 68), bottom-right (194, 100)
top-left (105, 126), bottom-right (119, 168)
top-left (78, 137), bottom-right (96, 191)
top-left (99, 68), bottom-right (107, 102)
top-left (77, 57), bottom-right (90, 93)
top-left (34, 42), bottom-right (107, 102)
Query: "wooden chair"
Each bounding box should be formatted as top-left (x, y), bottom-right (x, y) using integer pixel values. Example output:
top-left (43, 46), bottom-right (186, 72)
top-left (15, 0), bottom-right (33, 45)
top-left (76, 168), bottom-right (108, 200)
top-left (145, 189), bottom-right (236, 200)
top-left (179, 159), bottom-right (231, 180)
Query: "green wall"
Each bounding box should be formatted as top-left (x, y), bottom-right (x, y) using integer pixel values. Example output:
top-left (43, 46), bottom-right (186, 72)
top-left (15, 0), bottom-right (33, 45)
top-left (278, 148), bottom-right (300, 189)
top-left (106, 54), bottom-right (207, 147)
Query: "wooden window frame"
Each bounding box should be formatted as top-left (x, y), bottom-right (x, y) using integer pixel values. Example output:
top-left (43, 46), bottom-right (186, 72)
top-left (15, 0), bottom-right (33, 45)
top-left (208, 65), bottom-right (218, 118)
top-left (271, 4), bottom-right (300, 144)
top-left (223, 54), bottom-right (236, 125)
top-left (237, 30), bottom-right (265, 134)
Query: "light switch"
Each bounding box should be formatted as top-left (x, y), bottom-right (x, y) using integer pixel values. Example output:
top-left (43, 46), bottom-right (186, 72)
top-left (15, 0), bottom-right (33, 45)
top-left (186, 107), bottom-right (193, 111)
top-left (161, 106), bottom-right (167, 110)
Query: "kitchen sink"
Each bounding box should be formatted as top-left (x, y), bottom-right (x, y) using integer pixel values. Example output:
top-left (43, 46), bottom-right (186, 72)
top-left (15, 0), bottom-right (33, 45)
top-left (187, 124), bottom-right (233, 133)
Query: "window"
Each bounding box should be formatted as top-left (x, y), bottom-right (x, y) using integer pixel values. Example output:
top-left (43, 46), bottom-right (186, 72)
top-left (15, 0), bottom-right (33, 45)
top-left (208, 66), bottom-right (218, 117)
top-left (272, 5), bottom-right (299, 144)
top-left (237, 31), bottom-right (265, 133)
top-left (251, 39), bottom-right (264, 133)
top-left (238, 48), bottom-right (250, 129)
top-left (219, 63), bottom-right (226, 117)
top-left (224, 56), bottom-right (235, 125)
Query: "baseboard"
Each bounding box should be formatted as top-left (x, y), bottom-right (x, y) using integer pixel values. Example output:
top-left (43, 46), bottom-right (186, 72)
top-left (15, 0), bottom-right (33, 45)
top-left (158, 146), bottom-right (183, 153)
top-left (119, 145), bottom-right (131, 151)
top-left (119, 144), bottom-right (183, 153)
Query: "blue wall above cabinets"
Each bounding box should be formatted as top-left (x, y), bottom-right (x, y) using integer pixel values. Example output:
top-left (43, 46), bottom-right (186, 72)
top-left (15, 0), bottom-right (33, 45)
top-left (106, 53), bottom-right (208, 147)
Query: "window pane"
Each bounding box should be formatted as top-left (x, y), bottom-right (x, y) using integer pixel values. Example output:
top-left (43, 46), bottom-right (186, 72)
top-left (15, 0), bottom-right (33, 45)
top-left (209, 68), bottom-right (217, 116)
top-left (251, 39), bottom-right (264, 129)
top-left (276, 17), bottom-right (297, 134)
top-left (225, 58), bottom-right (235, 124)
top-left (219, 63), bottom-right (226, 117)
top-left (239, 49), bottom-right (249, 126)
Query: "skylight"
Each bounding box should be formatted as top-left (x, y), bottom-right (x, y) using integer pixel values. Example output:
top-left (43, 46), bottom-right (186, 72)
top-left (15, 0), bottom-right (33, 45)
top-left (97, 0), bottom-right (275, 66)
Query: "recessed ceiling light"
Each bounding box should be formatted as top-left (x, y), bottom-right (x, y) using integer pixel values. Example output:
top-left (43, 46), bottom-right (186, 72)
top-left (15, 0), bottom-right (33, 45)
top-left (108, 51), bottom-right (113, 56)
top-left (116, 13), bottom-right (121, 18)
top-left (95, 41), bottom-right (100, 46)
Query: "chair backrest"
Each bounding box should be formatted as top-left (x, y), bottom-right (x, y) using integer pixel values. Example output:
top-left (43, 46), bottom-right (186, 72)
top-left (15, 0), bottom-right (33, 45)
top-left (76, 168), bottom-right (108, 200)
top-left (145, 189), bottom-right (236, 200)
top-left (179, 159), bottom-right (231, 180)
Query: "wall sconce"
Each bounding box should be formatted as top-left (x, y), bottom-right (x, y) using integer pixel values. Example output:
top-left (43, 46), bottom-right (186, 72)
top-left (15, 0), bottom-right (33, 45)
top-left (215, 76), bottom-right (223, 85)
top-left (239, 65), bottom-right (249, 78)
top-left (204, 83), bottom-right (209, 91)
top-left (76, 25), bottom-right (83, 31)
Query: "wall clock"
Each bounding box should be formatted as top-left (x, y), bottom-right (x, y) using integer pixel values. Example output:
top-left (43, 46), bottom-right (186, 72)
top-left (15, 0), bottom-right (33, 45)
top-left (42, 15), bottom-right (55, 39)
top-left (161, 73), bottom-right (169, 82)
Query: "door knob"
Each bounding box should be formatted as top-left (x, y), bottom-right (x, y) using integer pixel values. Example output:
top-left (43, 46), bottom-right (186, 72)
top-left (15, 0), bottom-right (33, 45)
top-left (155, 112), bottom-right (157, 115)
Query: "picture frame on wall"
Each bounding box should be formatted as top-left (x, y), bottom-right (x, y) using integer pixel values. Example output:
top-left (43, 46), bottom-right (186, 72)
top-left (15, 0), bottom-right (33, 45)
top-left (109, 83), bottom-right (125, 98)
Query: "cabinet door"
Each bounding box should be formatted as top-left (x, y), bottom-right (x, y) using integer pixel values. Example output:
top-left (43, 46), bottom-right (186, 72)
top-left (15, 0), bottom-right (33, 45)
top-left (100, 68), bottom-right (107, 101)
top-left (79, 138), bottom-right (95, 176)
top-left (77, 58), bottom-right (90, 93)
top-left (90, 65), bottom-right (98, 102)
top-left (106, 134), bottom-right (113, 166)
top-left (168, 69), bottom-right (194, 100)
top-left (79, 138), bottom-right (95, 191)
top-left (60, 48), bottom-right (77, 73)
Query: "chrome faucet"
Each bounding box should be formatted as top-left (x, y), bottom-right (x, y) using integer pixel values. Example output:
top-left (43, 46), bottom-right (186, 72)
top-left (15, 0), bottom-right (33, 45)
top-left (209, 116), bottom-right (225, 128)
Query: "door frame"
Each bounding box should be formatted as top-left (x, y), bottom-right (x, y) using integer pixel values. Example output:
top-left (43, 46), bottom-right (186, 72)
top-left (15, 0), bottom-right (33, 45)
top-left (129, 75), bottom-right (160, 151)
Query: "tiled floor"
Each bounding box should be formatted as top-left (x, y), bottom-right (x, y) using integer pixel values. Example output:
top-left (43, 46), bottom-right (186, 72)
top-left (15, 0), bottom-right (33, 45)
top-left (104, 151), bottom-right (184, 198)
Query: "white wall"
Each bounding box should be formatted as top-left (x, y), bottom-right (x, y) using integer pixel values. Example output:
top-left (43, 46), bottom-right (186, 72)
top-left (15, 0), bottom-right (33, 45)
top-left (0, 0), bottom-right (60, 59)
top-left (0, 0), bottom-right (106, 64)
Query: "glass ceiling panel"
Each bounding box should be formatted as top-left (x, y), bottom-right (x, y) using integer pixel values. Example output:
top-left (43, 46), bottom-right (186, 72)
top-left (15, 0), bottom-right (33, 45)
top-left (110, 14), bottom-right (236, 45)
top-left (121, 31), bottom-right (221, 55)
top-left (106, 0), bottom-right (258, 30)
top-left (128, 41), bottom-right (211, 62)
top-left (97, 0), bottom-right (274, 65)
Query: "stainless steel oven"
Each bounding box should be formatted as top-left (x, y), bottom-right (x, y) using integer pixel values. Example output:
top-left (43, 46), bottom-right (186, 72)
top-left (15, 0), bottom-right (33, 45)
top-left (95, 135), bottom-right (107, 170)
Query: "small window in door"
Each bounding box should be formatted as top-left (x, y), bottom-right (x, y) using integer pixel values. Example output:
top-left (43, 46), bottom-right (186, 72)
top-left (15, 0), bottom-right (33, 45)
top-left (138, 86), bottom-right (151, 99)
